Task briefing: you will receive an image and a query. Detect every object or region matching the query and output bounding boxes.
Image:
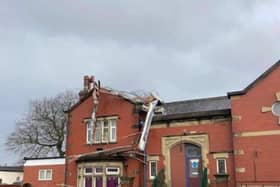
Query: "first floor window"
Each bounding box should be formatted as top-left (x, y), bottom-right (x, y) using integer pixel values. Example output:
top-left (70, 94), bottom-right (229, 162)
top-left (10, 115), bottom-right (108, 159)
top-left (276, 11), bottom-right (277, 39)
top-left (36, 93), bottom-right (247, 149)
top-left (38, 169), bottom-right (52, 181)
top-left (86, 117), bottom-right (117, 144)
top-left (95, 118), bottom-right (117, 143)
top-left (216, 158), bottom-right (227, 174)
top-left (149, 161), bottom-right (157, 180)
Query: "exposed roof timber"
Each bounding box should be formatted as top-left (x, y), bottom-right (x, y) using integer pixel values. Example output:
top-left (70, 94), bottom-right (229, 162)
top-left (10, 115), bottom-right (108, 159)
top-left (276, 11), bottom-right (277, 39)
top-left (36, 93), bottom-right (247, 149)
top-left (228, 59), bottom-right (280, 97)
top-left (67, 87), bottom-right (158, 113)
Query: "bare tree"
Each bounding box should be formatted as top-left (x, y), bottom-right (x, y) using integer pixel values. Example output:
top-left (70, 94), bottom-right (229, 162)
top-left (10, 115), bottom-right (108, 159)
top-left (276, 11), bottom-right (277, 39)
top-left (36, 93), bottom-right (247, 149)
top-left (6, 91), bottom-right (78, 158)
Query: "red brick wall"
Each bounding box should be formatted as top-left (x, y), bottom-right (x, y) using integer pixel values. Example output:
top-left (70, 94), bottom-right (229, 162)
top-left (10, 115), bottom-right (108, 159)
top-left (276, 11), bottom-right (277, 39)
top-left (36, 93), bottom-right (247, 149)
top-left (231, 65), bottom-right (280, 184)
top-left (66, 92), bottom-right (142, 186)
top-left (147, 119), bottom-right (235, 187)
top-left (23, 164), bottom-right (65, 187)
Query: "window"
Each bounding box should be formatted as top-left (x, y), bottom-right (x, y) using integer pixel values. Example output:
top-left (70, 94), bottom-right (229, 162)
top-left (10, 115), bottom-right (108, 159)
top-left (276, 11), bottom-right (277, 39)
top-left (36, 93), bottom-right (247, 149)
top-left (95, 167), bottom-right (103, 175)
top-left (272, 102), bottom-right (280, 116)
top-left (95, 118), bottom-right (117, 143)
top-left (95, 121), bottom-right (102, 143)
top-left (149, 161), bottom-right (157, 180)
top-left (16, 176), bottom-right (20, 182)
top-left (84, 167), bottom-right (93, 175)
top-left (102, 120), bottom-right (109, 142)
top-left (86, 121), bottom-right (93, 144)
top-left (109, 120), bottom-right (116, 142)
top-left (106, 167), bottom-right (120, 175)
top-left (86, 118), bottom-right (117, 144)
top-left (38, 169), bottom-right (52, 181)
top-left (216, 158), bottom-right (227, 174)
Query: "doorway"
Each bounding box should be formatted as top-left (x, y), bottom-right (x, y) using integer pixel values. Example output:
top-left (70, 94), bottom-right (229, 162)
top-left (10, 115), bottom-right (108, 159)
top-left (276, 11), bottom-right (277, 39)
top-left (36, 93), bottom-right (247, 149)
top-left (186, 144), bottom-right (202, 187)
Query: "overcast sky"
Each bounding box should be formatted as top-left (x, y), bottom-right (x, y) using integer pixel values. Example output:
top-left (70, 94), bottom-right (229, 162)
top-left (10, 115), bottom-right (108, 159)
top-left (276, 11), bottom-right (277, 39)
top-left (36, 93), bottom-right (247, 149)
top-left (0, 0), bottom-right (280, 165)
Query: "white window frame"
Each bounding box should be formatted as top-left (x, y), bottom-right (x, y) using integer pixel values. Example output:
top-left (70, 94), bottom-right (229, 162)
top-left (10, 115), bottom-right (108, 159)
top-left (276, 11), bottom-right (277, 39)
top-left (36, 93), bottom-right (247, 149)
top-left (216, 158), bottom-right (227, 174)
top-left (109, 120), bottom-right (117, 142)
top-left (149, 161), bottom-right (157, 180)
top-left (106, 167), bottom-right (120, 175)
top-left (86, 121), bottom-right (93, 144)
top-left (38, 169), bottom-right (52, 181)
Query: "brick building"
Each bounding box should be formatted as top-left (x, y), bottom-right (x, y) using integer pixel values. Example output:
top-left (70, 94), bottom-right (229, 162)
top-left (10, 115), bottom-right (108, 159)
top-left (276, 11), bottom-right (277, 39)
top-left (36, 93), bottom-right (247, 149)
top-left (25, 60), bottom-right (280, 187)
top-left (23, 157), bottom-right (65, 187)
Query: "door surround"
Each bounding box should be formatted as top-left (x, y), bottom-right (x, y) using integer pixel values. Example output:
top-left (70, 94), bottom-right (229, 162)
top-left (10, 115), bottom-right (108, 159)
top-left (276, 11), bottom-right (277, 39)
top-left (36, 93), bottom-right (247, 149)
top-left (162, 134), bottom-right (209, 187)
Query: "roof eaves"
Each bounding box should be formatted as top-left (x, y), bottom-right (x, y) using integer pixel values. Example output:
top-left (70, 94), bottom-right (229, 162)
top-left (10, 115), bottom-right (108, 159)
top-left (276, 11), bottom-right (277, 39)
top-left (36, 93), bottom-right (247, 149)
top-left (24, 156), bottom-right (65, 160)
top-left (152, 109), bottom-right (231, 122)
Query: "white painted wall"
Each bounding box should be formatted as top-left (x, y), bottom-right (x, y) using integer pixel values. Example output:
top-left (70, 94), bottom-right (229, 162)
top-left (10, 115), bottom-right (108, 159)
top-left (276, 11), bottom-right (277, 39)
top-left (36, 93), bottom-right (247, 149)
top-left (0, 171), bottom-right (23, 184)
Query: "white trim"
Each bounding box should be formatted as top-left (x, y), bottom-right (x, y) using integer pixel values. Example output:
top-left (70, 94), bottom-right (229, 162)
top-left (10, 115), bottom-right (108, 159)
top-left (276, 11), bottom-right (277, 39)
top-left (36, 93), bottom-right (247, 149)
top-left (24, 158), bottom-right (65, 166)
top-left (216, 158), bottom-right (227, 174)
top-left (149, 160), bottom-right (157, 180)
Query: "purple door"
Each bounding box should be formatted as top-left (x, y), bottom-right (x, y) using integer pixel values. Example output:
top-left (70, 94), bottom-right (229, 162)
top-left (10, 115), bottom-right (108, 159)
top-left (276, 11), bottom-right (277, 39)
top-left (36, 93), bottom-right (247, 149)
top-left (96, 176), bottom-right (103, 187)
top-left (106, 176), bottom-right (118, 187)
top-left (85, 176), bottom-right (92, 187)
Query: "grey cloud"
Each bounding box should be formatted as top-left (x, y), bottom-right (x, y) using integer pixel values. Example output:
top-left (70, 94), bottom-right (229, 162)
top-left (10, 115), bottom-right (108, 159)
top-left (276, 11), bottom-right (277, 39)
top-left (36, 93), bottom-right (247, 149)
top-left (0, 0), bottom-right (280, 164)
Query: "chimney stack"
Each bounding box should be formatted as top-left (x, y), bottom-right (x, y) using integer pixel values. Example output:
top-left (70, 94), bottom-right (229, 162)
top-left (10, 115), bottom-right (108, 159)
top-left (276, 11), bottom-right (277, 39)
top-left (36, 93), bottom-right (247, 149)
top-left (79, 75), bottom-right (95, 100)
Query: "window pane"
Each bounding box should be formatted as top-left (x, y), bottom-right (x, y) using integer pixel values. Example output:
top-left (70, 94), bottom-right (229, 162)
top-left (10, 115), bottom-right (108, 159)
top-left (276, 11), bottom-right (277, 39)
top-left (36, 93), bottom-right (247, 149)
top-left (87, 121), bottom-right (93, 143)
top-left (110, 120), bottom-right (116, 142)
top-left (46, 170), bottom-right (52, 180)
top-left (218, 159), bottom-right (226, 174)
top-left (95, 121), bottom-right (101, 142)
top-left (107, 168), bottom-right (118, 172)
top-left (85, 168), bottom-right (93, 174)
top-left (102, 121), bottom-right (109, 142)
top-left (150, 161), bottom-right (157, 178)
top-left (186, 144), bottom-right (201, 157)
top-left (106, 167), bottom-right (119, 175)
top-left (95, 167), bottom-right (103, 174)
top-left (39, 170), bottom-right (45, 180)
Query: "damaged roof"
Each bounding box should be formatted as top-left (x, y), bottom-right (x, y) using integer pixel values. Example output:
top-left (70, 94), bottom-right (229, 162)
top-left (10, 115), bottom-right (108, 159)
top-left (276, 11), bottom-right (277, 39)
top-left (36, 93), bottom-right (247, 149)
top-left (153, 96), bottom-right (231, 121)
top-left (67, 87), bottom-right (154, 113)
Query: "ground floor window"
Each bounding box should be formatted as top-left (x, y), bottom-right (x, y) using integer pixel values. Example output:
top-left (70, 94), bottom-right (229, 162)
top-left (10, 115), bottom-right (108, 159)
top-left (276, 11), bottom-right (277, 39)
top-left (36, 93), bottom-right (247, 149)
top-left (216, 158), bottom-right (227, 174)
top-left (38, 169), bottom-right (52, 181)
top-left (78, 163), bottom-right (122, 187)
top-left (149, 160), bottom-right (157, 180)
